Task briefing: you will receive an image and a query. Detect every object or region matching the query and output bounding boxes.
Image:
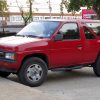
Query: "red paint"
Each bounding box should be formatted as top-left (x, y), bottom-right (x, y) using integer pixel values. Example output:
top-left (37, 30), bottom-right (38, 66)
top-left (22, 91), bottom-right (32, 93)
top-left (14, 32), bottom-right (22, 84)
top-left (82, 9), bottom-right (96, 19)
top-left (0, 20), bottom-right (100, 72)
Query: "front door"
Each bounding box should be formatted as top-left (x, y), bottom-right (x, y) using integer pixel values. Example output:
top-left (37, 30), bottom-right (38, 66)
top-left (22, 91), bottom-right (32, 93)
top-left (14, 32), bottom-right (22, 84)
top-left (50, 23), bottom-right (83, 68)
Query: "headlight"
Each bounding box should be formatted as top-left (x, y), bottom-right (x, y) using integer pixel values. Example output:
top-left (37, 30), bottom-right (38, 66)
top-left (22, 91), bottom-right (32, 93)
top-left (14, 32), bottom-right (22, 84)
top-left (5, 52), bottom-right (16, 60)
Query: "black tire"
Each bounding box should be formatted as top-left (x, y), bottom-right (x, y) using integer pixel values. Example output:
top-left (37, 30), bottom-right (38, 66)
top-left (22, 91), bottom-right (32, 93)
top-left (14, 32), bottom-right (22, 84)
top-left (0, 71), bottom-right (11, 77)
top-left (18, 57), bottom-right (48, 87)
top-left (93, 56), bottom-right (100, 77)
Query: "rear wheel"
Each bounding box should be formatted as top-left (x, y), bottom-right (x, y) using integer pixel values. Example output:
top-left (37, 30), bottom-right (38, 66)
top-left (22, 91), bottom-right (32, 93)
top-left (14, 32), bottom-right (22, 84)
top-left (18, 57), bottom-right (48, 87)
top-left (93, 56), bottom-right (100, 77)
top-left (0, 71), bottom-right (11, 77)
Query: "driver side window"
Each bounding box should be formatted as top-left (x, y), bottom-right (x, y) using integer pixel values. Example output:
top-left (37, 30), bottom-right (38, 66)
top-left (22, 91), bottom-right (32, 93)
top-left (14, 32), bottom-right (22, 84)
top-left (58, 23), bottom-right (80, 40)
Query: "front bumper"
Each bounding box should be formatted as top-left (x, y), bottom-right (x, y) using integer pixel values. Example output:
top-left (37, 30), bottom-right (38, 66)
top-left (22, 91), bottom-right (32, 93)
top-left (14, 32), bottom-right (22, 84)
top-left (0, 60), bottom-right (18, 73)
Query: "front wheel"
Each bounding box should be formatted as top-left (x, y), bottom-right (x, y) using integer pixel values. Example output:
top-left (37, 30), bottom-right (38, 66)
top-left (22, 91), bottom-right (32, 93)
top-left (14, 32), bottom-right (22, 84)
top-left (93, 56), bottom-right (100, 77)
top-left (18, 57), bottom-right (48, 87)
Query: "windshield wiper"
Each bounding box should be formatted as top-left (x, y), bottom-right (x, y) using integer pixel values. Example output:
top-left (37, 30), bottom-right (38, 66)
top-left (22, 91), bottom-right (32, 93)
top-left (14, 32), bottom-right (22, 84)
top-left (16, 35), bottom-right (26, 37)
top-left (26, 35), bottom-right (44, 38)
top-left (16, 34), bottom-right (44, 38)
top-left (26, 35), bottom-right (38, 37)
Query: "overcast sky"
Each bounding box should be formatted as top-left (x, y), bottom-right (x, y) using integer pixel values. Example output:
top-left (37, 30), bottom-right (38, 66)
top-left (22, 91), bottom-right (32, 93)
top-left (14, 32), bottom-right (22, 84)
top-left (7, 0), bottom-right (84, 14)
top-left (7, 0), bottom-right (63, 13)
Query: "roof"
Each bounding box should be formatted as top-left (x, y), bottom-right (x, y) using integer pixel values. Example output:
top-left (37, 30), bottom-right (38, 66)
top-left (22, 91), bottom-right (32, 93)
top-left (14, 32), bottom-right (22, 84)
top-left (9, 12), bottom-right (81, 16)
top-left (82, 19), bottom-right (100, 23)
top-left (34, 19), bottom-right (100, 23)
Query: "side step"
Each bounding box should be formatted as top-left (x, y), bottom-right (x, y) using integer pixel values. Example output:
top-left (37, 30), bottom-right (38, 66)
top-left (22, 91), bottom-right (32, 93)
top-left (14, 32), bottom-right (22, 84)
top-left (51, 65), bottom-right (83, 71)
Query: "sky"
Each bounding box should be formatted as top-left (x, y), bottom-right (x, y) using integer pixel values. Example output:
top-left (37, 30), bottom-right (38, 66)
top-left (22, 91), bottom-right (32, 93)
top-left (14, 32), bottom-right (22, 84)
top-left (7, 0), bottom-right (85, 14)
top-left (7, 0), bottom-right (63, 13)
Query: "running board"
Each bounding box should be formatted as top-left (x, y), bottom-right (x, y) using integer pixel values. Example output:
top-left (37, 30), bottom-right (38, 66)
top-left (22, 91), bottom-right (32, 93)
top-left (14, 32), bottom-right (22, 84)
top-left (51, 65), bottom-right (83, 71)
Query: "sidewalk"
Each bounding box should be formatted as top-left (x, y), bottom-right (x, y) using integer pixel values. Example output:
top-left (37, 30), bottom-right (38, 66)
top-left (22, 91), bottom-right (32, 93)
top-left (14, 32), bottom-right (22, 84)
top-left (0, 77), bottom-right (59, 100)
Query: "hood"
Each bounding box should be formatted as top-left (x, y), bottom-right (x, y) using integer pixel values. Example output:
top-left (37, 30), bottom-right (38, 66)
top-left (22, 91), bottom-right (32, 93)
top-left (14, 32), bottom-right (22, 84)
top-left (0, 36), bottom-right (43, 47)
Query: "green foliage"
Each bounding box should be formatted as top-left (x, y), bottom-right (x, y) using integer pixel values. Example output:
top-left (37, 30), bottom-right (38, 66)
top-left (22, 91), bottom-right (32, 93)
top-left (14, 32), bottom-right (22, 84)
top-left (63, 0), bottom-right (100, 19)
top-left (16, 0), bottom-right (33, 26)
top-left (0, 0), bottom-right (8, 33)
top-left (80, 0), bottom-right (100, 19)
top-left (0, 0), bottom-right (7, 16)
top-left (67, 0), bottom-right (80, 13)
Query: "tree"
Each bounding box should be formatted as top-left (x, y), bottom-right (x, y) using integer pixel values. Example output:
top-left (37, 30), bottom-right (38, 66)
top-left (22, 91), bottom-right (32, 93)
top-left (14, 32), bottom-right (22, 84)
top-left (60, 0), bottom-right (69, 18)
top-left (63, 0), bottom-right (100, 19)
top-left (16, 0), bottom-right (33, 26)
top-left (60, 0), bottom-right (64, 18)
top-left (67, 0), bottom-right (80, 16)
top-left (92, 0), bottom-right (100, 19)
top-left (0, 0), bottom-right (8, 33)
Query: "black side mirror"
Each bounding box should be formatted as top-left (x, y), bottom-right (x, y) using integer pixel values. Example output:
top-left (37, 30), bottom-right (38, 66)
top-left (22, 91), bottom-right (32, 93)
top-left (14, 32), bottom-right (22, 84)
top-left (54, 34), bottom-right (63, 41)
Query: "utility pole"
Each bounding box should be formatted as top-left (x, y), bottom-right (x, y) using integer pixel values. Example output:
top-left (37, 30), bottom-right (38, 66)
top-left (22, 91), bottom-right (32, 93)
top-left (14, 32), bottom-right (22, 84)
top-left (1, 3), bottom-right (5, 33)
top-left (48, 0), bottom-right (52, 19)
top-left (60, 0), bottom-right (64, 18)
top-left (29, 0), bottom-right (33, 22)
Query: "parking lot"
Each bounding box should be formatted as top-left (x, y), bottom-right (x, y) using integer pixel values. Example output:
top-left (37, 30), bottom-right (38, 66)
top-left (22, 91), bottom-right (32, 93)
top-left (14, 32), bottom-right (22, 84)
top-left (0, 77), bottom-right (59, 100)
top-left (0, 67), bottom-right (98, 100)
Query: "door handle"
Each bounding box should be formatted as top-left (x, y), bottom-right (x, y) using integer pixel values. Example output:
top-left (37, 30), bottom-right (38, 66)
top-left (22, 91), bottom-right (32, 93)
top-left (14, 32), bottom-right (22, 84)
top-left (77, 45), bottom-right (82, 48)
top-left (77, 45), bottom-right (82, 50)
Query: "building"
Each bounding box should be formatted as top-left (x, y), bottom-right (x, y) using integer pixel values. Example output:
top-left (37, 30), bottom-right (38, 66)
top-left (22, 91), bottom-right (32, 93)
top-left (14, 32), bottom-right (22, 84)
top-left (2, 12), bottom-right (81, 25)
top-left (0, 0), bottom-right (83, 25)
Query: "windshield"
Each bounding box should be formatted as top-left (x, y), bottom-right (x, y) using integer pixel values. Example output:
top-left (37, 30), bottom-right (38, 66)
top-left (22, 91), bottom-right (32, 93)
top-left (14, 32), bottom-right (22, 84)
top-left (17, 21), bottom-right (60, 38)
top-left (86, 22), bottom-right (100, 36)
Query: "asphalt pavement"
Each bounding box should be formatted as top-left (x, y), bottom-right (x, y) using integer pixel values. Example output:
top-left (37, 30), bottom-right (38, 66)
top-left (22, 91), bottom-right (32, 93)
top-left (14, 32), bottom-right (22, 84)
top-left (0, 77), bottom-right (59, 100)
top-left (1, 67), bottom-right (100, 100)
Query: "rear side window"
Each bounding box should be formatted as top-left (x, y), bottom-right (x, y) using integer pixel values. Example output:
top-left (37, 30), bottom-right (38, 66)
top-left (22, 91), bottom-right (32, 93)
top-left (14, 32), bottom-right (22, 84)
top-left (84, 27), bottom-right (95, 39)
top-left (59, 23), bottom-right (80, 40)
top-left (86, 23), bottom-right (100, 36)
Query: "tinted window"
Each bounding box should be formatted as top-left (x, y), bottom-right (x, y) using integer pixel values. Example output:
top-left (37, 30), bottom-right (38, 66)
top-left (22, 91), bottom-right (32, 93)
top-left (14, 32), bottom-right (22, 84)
top-left (86, 23), bottom-right (100, 36)
top-left (84, 27), bottom-right (95, 39)
top-left (59, 23), bottom-right (80, 40)
top-left (17, 21), bottom-right (60, 38)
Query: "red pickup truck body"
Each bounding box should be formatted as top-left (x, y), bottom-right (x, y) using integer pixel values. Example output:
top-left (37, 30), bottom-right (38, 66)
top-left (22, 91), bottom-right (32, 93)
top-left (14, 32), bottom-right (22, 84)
top-left (0, 19), bottom-right (100, 86)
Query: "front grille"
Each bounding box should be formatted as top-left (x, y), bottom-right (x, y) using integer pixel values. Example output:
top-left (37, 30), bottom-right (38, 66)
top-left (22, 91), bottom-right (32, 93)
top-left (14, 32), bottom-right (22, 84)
top-left (0, 51), bottom-right (5, 58)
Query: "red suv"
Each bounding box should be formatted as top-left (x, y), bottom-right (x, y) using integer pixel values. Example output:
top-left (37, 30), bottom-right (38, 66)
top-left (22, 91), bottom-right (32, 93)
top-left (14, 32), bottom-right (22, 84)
top-left (0, 19), bottom-right (100, 87)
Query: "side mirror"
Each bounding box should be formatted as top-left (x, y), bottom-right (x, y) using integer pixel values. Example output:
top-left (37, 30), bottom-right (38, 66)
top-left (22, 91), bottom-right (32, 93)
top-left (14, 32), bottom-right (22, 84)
top-left (54, 34), bottom-right (63, 41)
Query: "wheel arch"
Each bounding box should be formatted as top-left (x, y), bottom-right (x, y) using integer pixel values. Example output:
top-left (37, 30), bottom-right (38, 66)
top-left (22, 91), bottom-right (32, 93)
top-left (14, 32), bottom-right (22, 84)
top-left (18, 53), bottom-right (49, 73)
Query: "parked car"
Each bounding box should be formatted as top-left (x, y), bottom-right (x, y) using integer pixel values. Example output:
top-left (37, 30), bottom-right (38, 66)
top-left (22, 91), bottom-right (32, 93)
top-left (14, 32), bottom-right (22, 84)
top-left (0, 19), bottom-right (100, 87)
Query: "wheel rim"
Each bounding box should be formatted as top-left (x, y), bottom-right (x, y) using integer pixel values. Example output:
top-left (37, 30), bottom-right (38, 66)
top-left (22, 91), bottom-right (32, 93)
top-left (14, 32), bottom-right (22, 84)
top-left (26, 64), bottom-right (43, 82)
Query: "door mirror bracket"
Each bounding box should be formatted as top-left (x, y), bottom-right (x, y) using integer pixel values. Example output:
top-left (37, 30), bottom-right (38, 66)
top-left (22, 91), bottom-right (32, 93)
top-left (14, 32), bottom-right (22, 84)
top-left (54, 34), bottom-right (63, 41)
